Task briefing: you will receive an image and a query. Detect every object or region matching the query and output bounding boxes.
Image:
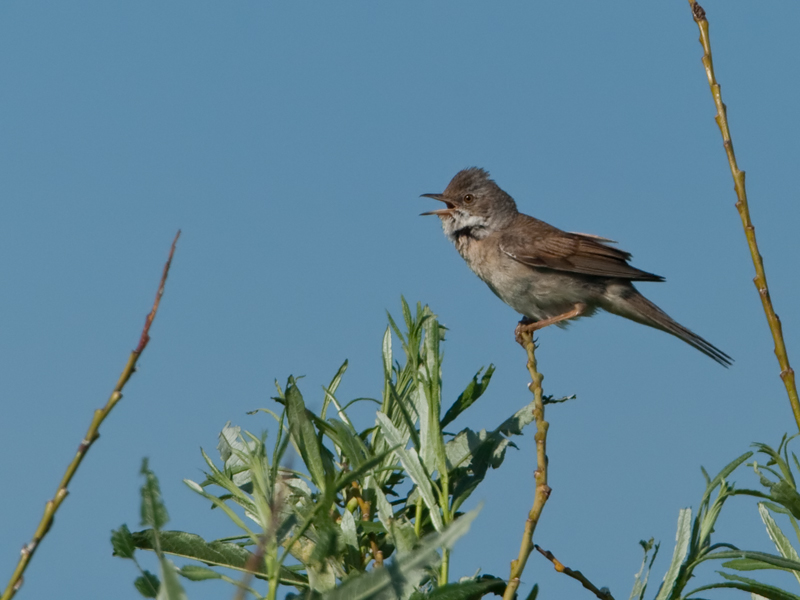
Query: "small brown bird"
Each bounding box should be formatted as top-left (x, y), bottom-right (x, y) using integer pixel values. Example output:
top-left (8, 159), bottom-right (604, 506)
top-left (421, 167), bottom-right (731, 366)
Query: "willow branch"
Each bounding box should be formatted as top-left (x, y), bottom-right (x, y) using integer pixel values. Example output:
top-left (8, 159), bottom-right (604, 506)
top-left (503, 333), bottom-right (551, 600)
top-left (534, 545), bottom-right (614, 600)
top-left (1, 231), bottom-right (181, 600)
top-left (686, 1), bottom-right (800, 431)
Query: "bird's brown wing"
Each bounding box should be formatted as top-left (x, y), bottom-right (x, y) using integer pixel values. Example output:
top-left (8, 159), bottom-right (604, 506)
top-left (499, 216), bottom-right (664, 282)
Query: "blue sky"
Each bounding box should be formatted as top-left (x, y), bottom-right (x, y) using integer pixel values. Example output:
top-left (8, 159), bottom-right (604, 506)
top-left (2, 2), bottom-right (799, 599)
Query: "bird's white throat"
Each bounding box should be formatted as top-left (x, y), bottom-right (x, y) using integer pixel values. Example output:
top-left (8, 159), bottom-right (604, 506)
top-left (441, 211), bottom-right (492, 241)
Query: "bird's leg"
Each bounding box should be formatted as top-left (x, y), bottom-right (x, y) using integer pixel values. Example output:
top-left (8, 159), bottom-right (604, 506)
top-left (515, 303), bottom-right (588, 345)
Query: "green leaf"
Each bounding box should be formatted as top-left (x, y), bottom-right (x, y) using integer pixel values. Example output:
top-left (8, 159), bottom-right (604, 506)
top-left (376, 412), bottom-right (443, 532)
top-left (524, 584), bottom-right (539, 600)
top-left (130, 529), bottom-right (308, 587)
top-left (686, 572), bottom-right (800, 600)
top-left (140, 459), bottom-right (169, 531)
top-left (754, 441), bottom-right (796, 488)
top-left (328, 418), bottom-right (369, 469)
top-left (768, 481), bottom-right (800, 519)
top-left (759, 503), bottom-right (800, 586)
top-left (445, 429), bottom-right (480, 471)
top-left (157, 557), bottom-right (188, 600)
top-left (340, 510), bottom-right (359, 550)
top-left (178, 565), bottom-right (222, 581)
top-left (217, 423), bottom-right (259, 488)
top-left (441, 366), bottom-right (495, 429)
top-left (335, 445), bottom-right (397, 492)
top-left (700, 452), bottom-right (752, 507)
top-left (701, 550), bottom-right (800, 573)
top-left (321, 360), bottom-right (350, 423)
top-left (319, 508), bottom-right (479, 600)
top-left (419, 310), bottom-right (444, 475)
top-left (184, 479), bottom-right (259, 539)
top-left (628, 538), bottom-right (659, 600)
top-left (365, 475), bottom-right (417, 553)
top-left (382, 326), bottom-right (393, 378)
top-left (449, 401), bottom-right (538, 512)
top-left (723, 559), bottom-right (783, 571)
top-left (285, 381), bottom-right (328, 493)
top-left (410, 576), bottom-right (506, 599)
top-left (111, 524), bottom-right (136, 559)
top-left (134, 570), bottom-right (160, 598)
top-left (654, 508), bottom-right (691, 600)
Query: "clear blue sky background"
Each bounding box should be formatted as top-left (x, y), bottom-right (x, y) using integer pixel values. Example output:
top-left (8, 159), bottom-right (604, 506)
top-left (2, 2), bottom-right (799, 599)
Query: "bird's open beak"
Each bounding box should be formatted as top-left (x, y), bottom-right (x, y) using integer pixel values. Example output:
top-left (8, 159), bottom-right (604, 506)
top-left (420, 193), bottom-right (455, 217)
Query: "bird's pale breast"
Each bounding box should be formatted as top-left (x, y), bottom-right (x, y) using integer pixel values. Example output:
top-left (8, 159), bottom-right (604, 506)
top-left (456, 232), bottom-right (602, 322)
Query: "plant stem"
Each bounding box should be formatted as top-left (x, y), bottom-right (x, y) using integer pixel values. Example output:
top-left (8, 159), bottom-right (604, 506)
top-left (1, 231), bottom-right (180, 600)
top-left (686, 1), bottom-right (800, 432)
top-left (534, 545), bottom-right (614, 600)
top-left (441, 548), bottom-right (450, 586)
top-left (503, 333), bottom-right (551, 600)
top-left (415, 496), bottom-right (423, 538)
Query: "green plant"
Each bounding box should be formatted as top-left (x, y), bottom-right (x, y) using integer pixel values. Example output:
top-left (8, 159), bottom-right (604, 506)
top-left (113, 299), bottom-right (539, 599)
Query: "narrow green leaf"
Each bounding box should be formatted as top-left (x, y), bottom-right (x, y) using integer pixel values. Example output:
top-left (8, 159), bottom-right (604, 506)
top-left (401, 296), bottom-right (414, 332)
top-left (285, 381), bottom-right (328, 493)
top-left (723, 559), bottom-right (784, 571)
top-left (769, 481), bottom-right (800, 519)
top-left (411, 576), bottom-right (506, 599)
top-left (441, 365), bottom-right (495, 429)
top-left (524, 584), bottom-right (539, 600)
top-left (687, 572), bottom-right (800, 600)
top-left (328, 418), bottom-right (368, 469)
top-left (157, 557), bottom-right (188, 600)
top-left (376, 413), bottom-right (443, 532)
top-left (759, 503), bottom-right (800, 586)
top-left (340, 510), bottom-right (359, 550)
top-left (654, 508), bottom-right (692, 600)
top-left (178, 565), bottom-right (222, 581)
top-left (130, 529), bottom-right (307, 586)
top-left (628, 538), bottom-right (659, 600)
top-left (140, 459), bottom-right (169, 531)
top-left (134, 571), bottom-right (160, 598)
top-left (217, 423), bottom-right (258, 488)
top-left (699, 451), bottom-right (752, 505)
top-left (320, 509), bottom-right (479, 600)
top-left (335, 445), bottom-right (398, 492)
top-left (111, 524), bottom-right (136, 559)
top-left (184, 479), bottom-right (259, 537)
top-left (701, 550), bottom-right (800, 573)
top-left (382, 326), bottom-right (393, 378)
top-left (365, 475), bottom-right (417, 552)
top-left (321, 360), bottom-right (354, 429)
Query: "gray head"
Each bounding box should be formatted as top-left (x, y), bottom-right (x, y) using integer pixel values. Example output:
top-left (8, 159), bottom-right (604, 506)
top-left (421, 167), bottom-right (518, 241)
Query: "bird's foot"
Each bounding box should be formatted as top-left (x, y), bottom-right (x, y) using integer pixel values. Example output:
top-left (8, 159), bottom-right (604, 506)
top-left (515, 317), bottom-right (538, 346)
top-left (514, 303), bottom-right (589, 346)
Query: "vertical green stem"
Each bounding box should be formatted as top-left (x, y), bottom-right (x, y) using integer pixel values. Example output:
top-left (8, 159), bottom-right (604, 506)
top-left (415, 496), bottom-right (424, 538)
top-left (686, 1), bottom-right (800, 432)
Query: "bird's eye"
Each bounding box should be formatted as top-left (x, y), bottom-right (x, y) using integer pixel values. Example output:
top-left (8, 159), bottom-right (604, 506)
top-left (463, 194), bottom-right (474, 204)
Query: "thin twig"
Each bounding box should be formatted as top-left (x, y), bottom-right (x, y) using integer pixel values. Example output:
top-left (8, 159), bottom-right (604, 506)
top-left (686, 1), bottom-right (800, 432)
top-left (534, 545), bottom-right (614, 600)
top-left (1, 231), bottom-right (181, 600)
top-left (503, 334), bottom-right (551, 600)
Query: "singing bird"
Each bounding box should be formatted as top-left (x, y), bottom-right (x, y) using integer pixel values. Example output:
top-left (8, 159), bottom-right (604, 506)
top-left (421, 167), bottom-right (731, 366)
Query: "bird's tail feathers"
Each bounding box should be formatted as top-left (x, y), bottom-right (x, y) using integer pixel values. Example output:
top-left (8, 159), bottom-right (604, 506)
top-left (610, 290), bottom-right (732, 367)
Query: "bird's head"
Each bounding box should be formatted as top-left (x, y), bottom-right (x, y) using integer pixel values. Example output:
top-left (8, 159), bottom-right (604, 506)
top-left (421, 167), bottom-right (517, 240)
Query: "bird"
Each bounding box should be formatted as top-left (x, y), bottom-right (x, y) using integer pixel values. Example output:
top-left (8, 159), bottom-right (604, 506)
top-left (421, 167), bottom-right (732, 366)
